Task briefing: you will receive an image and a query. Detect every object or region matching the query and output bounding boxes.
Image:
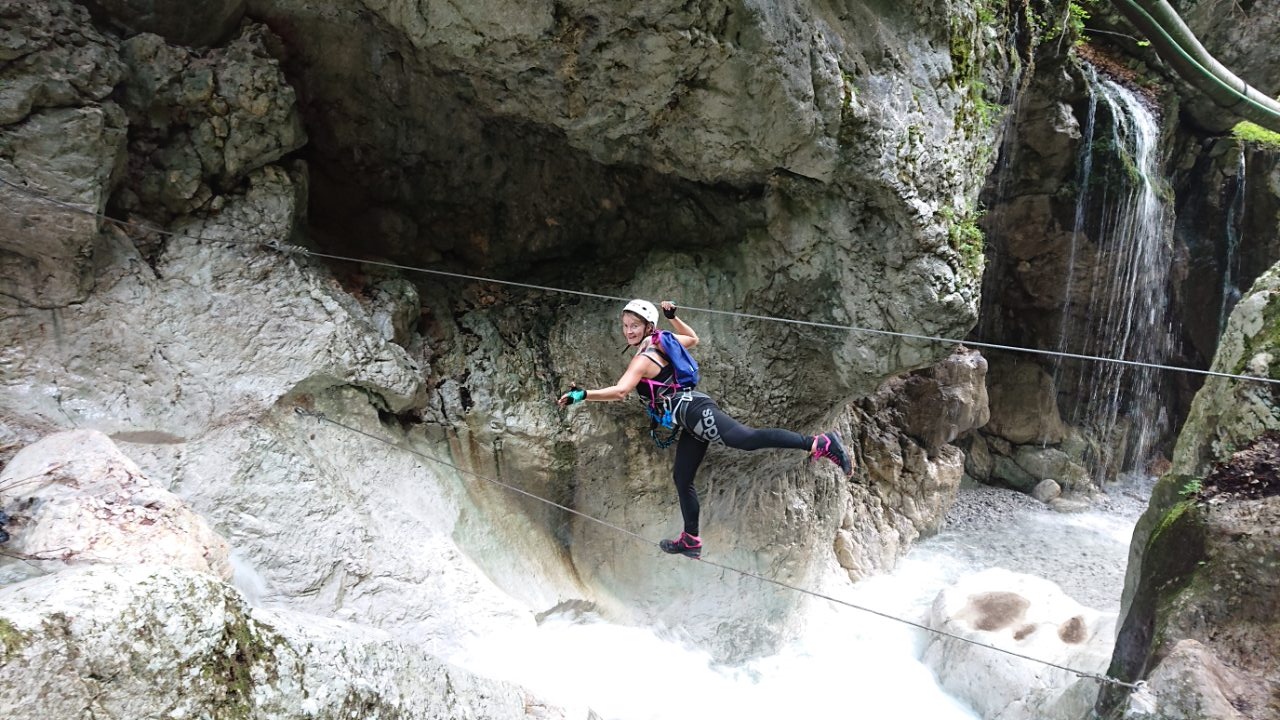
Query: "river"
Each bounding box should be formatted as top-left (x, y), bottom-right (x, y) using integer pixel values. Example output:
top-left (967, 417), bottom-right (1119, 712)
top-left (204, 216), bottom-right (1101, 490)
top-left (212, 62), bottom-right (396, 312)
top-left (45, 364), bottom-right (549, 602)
top-left (449, 479), bottom-right (1152, 719)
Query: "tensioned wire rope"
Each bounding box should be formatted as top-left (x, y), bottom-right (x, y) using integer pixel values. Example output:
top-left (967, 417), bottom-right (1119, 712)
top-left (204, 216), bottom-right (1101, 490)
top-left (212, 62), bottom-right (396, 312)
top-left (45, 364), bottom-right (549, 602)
top-left (3, 175), bottom-right (1278, 387)
top-left (4, 173), bottom-right (1159, 689)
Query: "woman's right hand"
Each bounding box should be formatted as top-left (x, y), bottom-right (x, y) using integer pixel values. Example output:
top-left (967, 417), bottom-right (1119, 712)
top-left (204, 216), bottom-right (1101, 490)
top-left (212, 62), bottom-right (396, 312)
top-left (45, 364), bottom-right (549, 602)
top-left (557, 386), bottom-right (586, 407)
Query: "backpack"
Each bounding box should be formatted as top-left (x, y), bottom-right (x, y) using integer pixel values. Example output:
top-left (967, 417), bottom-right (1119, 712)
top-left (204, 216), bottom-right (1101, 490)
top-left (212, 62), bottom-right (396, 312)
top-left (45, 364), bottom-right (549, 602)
top-left (640, 331), bottom-right (699, 443)
top-left (651, 330), bottom-right (699, 389)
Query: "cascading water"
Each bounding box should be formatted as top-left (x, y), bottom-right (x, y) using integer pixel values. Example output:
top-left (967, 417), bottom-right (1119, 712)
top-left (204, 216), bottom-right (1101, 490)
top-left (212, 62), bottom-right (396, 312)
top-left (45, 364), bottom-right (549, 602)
top-left (1219, 147), bottom-right (1247, 333)
top-left (1052, 66), bottom-right (1176, 481)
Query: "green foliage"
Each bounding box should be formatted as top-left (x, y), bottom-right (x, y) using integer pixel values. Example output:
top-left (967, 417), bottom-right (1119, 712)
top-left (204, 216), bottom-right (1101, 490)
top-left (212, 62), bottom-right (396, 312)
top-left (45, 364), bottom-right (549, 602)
top-left (1232, 121), bottom-right (1280, 150)
top-left (949, 2), bottom-right (1006, 134)
top-left (972, 82), bottom-right (1003, 129)
top-left (940, 204), bottom-right (987, 276)
top-left (976, 0), bottom-right (998, 26)
top-left (1150, 498), bottom-right (1194, 547)
top-left (1038, 0), bottom-right (1094, 45)
top-left (0, 618), bottom-right (25, 660)
top-left (1179, 477), bottom-right (1202, 498)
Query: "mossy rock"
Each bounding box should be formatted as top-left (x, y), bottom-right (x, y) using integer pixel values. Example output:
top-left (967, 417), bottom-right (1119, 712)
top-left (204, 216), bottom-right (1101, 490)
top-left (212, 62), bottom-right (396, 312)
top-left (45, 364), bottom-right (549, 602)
top-left (1100, 491), bottom-right (1207, 714)
top-left (0, 617), bottom-right (27, 661)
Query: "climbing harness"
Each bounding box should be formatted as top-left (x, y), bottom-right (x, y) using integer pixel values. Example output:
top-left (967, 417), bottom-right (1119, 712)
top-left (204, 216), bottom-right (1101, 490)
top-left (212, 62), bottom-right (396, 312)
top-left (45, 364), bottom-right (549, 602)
top-left (293, 407), bottom-right (1144, 692)
top-left (645, 388), bottom-right (696, 449)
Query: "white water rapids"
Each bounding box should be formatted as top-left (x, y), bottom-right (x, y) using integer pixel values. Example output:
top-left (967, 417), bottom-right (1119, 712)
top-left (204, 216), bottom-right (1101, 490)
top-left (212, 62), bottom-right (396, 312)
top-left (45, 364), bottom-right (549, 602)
top-left (446, 481), bottom-right (1151, 720)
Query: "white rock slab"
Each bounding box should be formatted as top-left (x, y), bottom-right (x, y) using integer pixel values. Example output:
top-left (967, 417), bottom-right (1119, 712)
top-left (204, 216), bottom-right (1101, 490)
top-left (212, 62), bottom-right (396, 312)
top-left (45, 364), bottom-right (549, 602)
top-left (0, 429), bottom-right (230, 582)
top-left (0, 564), bottom-right (572, 719)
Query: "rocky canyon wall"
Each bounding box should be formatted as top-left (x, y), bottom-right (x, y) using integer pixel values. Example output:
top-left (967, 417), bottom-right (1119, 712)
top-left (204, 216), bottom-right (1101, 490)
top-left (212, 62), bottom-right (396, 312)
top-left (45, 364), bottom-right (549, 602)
top-left (0, 1), bottom-right (1020, 709)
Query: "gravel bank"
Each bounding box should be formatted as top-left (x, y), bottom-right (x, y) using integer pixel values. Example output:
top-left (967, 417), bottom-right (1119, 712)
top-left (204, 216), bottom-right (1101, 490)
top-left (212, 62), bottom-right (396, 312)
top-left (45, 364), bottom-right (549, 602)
top-left (915, 478), bottom-right (1154, 612)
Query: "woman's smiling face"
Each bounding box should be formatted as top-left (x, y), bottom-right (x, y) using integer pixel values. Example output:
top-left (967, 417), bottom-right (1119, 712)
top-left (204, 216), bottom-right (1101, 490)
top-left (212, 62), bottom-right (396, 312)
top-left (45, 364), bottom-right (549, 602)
top-left (621, 312), bottom-right (649, 347)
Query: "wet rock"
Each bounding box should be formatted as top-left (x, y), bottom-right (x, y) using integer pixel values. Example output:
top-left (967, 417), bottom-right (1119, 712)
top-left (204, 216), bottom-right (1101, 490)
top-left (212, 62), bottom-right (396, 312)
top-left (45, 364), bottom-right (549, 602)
top-left (992, 454), bottom-right (1038, 492)
top-left (0, 430), bottom-right (230, 583)
top-left (962, 432), bottom-right (994, 482)
top-left (1048, 497), bottom-right (1091, 514)
top-left (894, 348), bottom-right (991, 455)
top-left (923, 568), bottom-right (1116, 720)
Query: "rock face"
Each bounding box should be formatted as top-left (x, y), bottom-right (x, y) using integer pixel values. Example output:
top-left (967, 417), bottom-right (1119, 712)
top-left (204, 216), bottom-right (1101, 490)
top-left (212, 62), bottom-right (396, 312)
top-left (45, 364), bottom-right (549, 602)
top-left (1102, 440), bottom-right (1280, 719)
top-left (1168, 134), bottom-right (1280, 435)
top-left (832, 348), bottom-right (989, 581)
top-left (114, 25), bottom-right (305, 218)
top-left (0, 565), bottom-right (565, 720)
top-left (0, 0), bottom-right (125, 308)
top-left (250, 0), bottom-right (1022, 406)
top-left (923, 568), bottom-right (1117, 720)
top-left (82, 0), bottom-right (247, 48)
top-left (1168, 0), bottom-right (1280, 132)
top-left (1103, 260), bottom-right (1280, 718)
top-left (983, 354), bottom-right (1069, 446)
top-left (1172, 263), bottom-right (1280, 478)
top-left (0, 430), bottom-right (230, 583)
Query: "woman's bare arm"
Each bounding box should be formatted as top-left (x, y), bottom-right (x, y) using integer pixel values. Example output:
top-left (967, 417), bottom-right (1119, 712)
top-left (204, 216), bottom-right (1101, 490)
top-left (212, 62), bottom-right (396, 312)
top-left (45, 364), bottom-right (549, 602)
top-left (557, 353), bottom-right (656, 406)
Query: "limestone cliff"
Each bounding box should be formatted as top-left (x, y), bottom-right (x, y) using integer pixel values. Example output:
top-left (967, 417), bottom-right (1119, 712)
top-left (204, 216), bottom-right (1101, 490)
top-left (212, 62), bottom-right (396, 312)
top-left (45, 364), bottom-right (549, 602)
top-left (1101, 262), bottom-right (1280, 719)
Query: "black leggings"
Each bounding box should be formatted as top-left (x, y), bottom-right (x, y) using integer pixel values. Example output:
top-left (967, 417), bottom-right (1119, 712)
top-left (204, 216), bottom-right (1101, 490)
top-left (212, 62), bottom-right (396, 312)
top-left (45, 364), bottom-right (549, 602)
top-left (672, 397), bottom-right (812, 536)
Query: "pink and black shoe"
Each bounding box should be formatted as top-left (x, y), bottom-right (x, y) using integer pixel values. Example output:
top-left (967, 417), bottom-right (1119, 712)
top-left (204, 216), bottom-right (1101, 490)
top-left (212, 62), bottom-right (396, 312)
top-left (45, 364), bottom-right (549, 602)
top-left (811, 431), bottom-right (854, 477)
top-left (659, 531), bottom-right (702, 559)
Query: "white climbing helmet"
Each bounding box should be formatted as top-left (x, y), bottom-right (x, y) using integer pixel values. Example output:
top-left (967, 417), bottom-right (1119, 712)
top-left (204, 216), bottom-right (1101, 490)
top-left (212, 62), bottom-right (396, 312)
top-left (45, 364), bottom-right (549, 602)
top-left (622, 298), bottom-right (659, 325)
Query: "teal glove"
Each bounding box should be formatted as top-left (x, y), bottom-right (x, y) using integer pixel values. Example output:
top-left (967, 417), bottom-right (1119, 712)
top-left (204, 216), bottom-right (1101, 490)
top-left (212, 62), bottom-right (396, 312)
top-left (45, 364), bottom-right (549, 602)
top-left (563, 388), bottom-right (586, 405)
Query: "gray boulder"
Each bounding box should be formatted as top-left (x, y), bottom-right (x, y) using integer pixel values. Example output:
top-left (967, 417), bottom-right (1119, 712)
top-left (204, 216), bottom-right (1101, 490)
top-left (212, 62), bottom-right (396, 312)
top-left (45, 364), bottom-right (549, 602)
top-left (992, 454), bottom-right (1038, 492)
top-left (1032, 479), bottom-right (1062, 503)
top-left (984, 354), bottom-right (1069, 445)
top-left (1014, 445), bottom-right (1089, 491)
top-left (0, 430), bottom-right (230, 583)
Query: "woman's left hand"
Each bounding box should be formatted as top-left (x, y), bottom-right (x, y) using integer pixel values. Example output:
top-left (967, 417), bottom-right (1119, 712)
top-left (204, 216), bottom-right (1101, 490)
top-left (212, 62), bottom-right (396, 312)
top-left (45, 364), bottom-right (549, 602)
top-left (660, 300), bottom-right (677, 319)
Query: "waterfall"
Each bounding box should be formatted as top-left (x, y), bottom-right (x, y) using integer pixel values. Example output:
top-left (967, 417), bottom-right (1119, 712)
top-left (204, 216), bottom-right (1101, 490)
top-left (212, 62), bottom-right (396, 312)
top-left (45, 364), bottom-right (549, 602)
top-left (1054, 66), bottom-right (1175, 481)
top-left (1219, 146), bottom-right (1247, 333)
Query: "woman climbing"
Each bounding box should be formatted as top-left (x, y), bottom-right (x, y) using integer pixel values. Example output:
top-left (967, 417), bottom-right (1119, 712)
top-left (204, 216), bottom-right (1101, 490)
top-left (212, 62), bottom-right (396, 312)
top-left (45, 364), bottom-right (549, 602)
top-left (557, 299), bottom-right (855, 559)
